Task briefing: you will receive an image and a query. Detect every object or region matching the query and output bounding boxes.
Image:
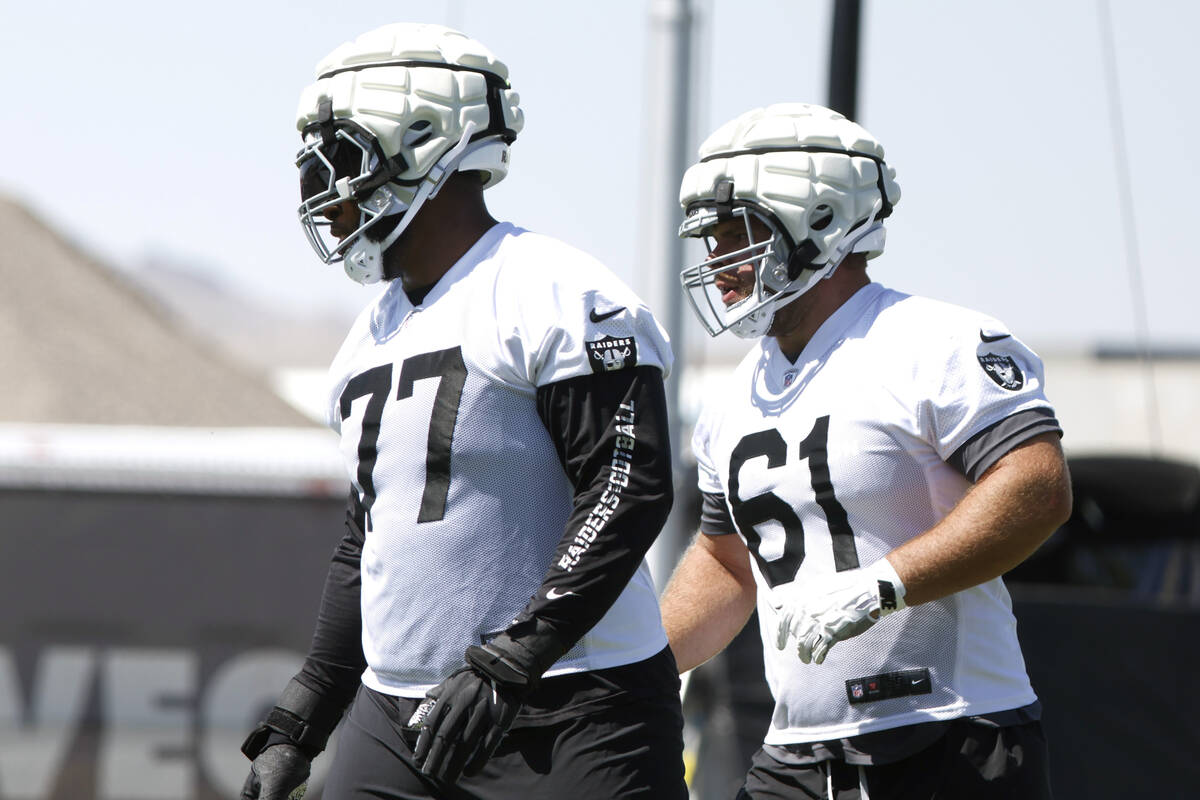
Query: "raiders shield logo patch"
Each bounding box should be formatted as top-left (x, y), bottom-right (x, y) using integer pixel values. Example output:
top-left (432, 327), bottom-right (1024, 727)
top-left (587, 335), bottom-right (638, 373)
top-left (978, 353), bottom-right (1024, 390)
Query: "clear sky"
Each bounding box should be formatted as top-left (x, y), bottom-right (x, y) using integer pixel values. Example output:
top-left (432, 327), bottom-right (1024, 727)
top-left (3, 0), bottom-right (1197, 360)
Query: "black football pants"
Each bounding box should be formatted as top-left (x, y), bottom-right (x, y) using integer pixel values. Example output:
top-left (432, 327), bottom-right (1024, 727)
top-left (319, 682), bottom-right (688, 800)
top-left (737, 717), bottom-right (1053, 800)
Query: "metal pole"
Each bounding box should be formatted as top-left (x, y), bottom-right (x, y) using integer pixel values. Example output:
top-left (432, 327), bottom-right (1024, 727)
top-left (641, 0), bottom-right (695, 591)
top-left (828, 0), bottom-right (861, 120)
top-left (1096, 0), bottom-right (1162, 453)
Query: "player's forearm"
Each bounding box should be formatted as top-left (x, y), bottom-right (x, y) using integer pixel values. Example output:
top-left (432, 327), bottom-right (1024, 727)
top-left (661, 534), bottom-right (757, 673)
top-left (888, 433), bottom-right (1072, 607)
top-left (505, 367), bottom-right (673, 664)
top-left (248, 495), bottom-right (368, 760)
top-left (299, 494), bottom-right (368, 705)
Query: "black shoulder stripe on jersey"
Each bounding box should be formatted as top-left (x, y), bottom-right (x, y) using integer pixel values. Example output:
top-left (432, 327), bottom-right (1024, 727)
top-left (700, 491), bottom-right (738, 536)
top-left (507, 365), bottom-right (673, 662)
top-left (948, 407), bottom-right (1062, 483)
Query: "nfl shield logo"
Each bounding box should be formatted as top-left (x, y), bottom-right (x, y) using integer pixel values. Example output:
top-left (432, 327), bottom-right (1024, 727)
top-left (851, 682), bottom-right (864, 699)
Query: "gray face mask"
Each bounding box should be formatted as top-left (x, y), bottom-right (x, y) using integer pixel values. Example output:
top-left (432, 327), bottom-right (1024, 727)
top-left (679, 206), bottom-right (887, 339)
top-left (296, 121), bottom-right (485, 285)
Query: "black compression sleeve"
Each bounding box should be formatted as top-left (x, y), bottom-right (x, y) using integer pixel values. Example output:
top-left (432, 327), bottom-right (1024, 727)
top-left (294, 490), bottom-right (368, 711)
top-left (498, 365), bottom-right (673, 674)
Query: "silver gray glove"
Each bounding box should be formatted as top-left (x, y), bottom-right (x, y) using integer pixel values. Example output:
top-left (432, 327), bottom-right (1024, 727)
top-left (772, 558), bottom-right (907, 665)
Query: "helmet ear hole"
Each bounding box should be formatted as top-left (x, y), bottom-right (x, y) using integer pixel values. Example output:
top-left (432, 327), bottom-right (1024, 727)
top-left (810, 204), bottom-right (834, 231)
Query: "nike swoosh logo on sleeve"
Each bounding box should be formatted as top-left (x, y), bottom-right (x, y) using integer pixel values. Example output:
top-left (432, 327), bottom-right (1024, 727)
top-left (589, 307), bottom-right (625, 323)
top-left (980, 330), bottom-right (1011, 343)
top-left (546, 587), bottom-right (576, 600)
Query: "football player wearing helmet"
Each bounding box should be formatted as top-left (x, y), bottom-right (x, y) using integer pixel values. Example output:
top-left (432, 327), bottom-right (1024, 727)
top-left (240, 23), bottom-right (686, 800)
top-left (660, 104), bottom-right (1071, 799)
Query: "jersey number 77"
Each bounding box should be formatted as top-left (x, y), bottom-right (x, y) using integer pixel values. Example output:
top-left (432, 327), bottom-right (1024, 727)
top-left (339, 346), bottom-right (468, 528)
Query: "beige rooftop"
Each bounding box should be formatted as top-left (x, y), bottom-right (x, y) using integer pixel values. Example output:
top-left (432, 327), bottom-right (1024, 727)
top-left (0, 196), bottom-right (315, 427)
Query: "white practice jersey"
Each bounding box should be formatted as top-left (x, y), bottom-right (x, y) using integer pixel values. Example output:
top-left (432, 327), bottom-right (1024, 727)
top-left (693, 282), bottom-right (1057, 744)
top-left (327, 222), bottom-right (672, 697)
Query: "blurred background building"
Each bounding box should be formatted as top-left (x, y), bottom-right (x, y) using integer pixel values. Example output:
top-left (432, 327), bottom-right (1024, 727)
top-left (0, 197), bottom-right (348, 800)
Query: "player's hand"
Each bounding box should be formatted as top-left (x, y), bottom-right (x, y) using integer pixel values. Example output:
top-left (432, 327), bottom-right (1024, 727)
top-left (240, 676), bottom-right (344, 800)
top-left (770, 559), bottom-right (906, 665)
top-left (411, 643), bottom-right (534, 784)
top-left (240, 743), bottom-right (310, 800)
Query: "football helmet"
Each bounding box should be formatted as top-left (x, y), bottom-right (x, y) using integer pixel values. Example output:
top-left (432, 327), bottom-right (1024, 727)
top-left (678, 103), bottom-right (900, 337)
top-left (295, 23), bottom-right (523, 284)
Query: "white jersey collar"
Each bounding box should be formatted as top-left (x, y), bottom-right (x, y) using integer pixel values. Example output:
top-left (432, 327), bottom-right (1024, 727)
top-left (370, 222), bottom-right (514, 340)
top-left (761, 282), bottom-right (886, 394)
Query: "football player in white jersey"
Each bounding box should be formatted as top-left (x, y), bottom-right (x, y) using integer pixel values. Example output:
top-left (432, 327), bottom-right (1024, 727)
top-left (239, 23), bottom-right (687, 800)
top-left (659, 104), bottom-right (1072, 799)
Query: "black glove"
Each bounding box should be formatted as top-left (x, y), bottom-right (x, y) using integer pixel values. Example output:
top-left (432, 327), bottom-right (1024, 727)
top-left (240, 743), bottom-right (310, 800)
top-left (240, 677), bottom-right (344, 800)
top-left (411, 641), bottom-right (538, 784)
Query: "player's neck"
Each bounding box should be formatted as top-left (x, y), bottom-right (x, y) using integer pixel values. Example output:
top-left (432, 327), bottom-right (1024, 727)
top-left (772, 264), bottom-right (870, 360)
top-left (385, 176), bottom-right (498, 292)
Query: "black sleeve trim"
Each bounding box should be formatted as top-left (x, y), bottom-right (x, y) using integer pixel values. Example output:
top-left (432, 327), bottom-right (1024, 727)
top-left (501, 365), bottom-right (673, 672)
top-left (701, 491), bottom-right (737, 536)
top-left (294, 489), bottom-right (368, 715)
top-left (948, 407), bottom-right (1063, 483)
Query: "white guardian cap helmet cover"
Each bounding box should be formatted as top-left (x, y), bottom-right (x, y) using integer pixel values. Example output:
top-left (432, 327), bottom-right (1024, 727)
top-left (678, 103), bottom-right (900, 337)
top-left (295, 23), bottom-right (523, 284)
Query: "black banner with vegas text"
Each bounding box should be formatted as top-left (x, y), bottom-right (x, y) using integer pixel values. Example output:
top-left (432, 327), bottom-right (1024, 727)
top-left (0, 488), bottom-right (345, 800)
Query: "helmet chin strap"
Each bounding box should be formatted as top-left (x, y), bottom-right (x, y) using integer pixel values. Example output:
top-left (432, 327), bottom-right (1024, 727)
top-left (729, 286), bottom-right (807, 339)
top-left (728, 221), bottom-right (887, 340)
top-left (729, 307), bottom-right (776, 339)
top-left (343, 120), bottom-right (481, 284)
